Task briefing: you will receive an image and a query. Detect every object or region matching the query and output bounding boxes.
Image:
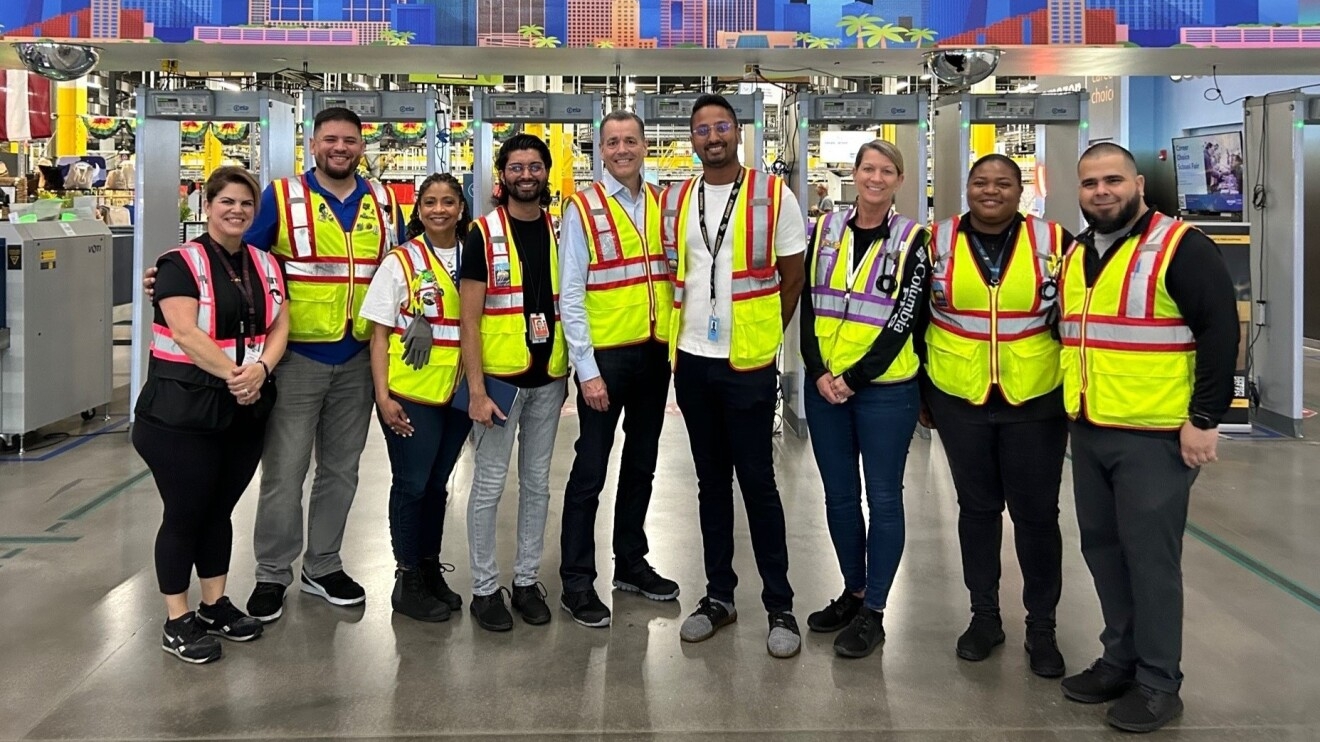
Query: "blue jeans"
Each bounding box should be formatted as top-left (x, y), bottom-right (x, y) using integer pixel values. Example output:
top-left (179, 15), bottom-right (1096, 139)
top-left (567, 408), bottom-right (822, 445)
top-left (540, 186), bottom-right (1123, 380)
top-left (379, 396), bottom-right (472, 568)
top-left (805, 379), bottom-right (919, 612)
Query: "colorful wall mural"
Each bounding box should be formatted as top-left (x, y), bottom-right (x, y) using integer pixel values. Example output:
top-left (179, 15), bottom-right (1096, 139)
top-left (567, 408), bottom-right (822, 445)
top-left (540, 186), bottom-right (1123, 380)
top-left (1, 1), bottom-right (1317, 52)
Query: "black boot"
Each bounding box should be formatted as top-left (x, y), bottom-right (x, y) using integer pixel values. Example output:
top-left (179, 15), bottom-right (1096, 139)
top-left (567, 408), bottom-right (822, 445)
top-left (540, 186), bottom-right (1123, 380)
top-left (392, 568), bottom-right (451, 622)
top-left (418, 558), bottom-right (463, 611)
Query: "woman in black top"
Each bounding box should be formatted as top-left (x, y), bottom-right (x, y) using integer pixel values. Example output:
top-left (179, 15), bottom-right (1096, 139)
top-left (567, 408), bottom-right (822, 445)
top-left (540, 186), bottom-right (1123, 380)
top-left (132, 166), bottom-right (289, 664)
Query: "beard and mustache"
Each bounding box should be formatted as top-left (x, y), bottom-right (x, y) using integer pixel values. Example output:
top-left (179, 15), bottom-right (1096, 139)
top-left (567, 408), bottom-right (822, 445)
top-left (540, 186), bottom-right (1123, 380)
top-left (1081, 192), bottom-right (1143, 234)
top-left (499, 174), bottom-right (552, 207)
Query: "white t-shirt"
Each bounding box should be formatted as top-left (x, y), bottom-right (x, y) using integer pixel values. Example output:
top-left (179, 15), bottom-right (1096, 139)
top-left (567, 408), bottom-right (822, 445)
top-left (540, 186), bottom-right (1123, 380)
top-left (359, 242), bottom-right (459, 327)
top-left (677, 177), bottom-right (806, 358)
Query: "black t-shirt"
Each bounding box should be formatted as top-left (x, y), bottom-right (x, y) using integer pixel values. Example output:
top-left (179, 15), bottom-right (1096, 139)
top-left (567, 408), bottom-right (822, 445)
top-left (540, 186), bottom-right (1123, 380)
top-left (461, 211), bottom-right (557, 389)
top-left (136, 234), bottom-right (278, 431)
top-left (848, 220), bottom-right (889, 271)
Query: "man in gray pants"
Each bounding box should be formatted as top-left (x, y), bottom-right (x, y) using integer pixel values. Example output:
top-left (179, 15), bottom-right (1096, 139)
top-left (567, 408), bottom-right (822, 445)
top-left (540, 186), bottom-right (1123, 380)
top-left (1058, 144), bottom-right (1237, 733)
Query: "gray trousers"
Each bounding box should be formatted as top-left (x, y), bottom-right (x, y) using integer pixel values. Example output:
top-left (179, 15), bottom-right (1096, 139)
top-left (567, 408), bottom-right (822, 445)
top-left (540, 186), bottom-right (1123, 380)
top-left (1069, 421), bottom-right (1197, 694)
top-left (467, 378), bottom-right (567, 597)
top-left (253, 349), bottom-right (374, 586)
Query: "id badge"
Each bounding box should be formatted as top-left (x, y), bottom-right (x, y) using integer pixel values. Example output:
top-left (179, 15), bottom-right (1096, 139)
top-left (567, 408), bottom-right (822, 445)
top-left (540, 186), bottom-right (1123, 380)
top-left (493, 259), bottom-right (512, 288)
top-left (529, 312), bottom-right (551, 344)
top-left (243, 342), bottom-right (264, 367)
top-left (707, 315), bottom-right (719, 342)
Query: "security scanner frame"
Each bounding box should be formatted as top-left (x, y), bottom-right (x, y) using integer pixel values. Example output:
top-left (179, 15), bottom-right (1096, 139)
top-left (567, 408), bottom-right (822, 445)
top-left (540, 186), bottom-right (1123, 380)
top-left (1243, 93), bottom-right (1320, 438)
top-left (933, 93), bottom-right (1088, 232)
top-left (779, 93), bottom-right (929, 438)
top-left (636, 92), bottom-right (766, 174)
top-left (129, 88), bottom-right (297, 420)
top-left (303, 89), bottom-right (448, 176)
top-left (471, 92), bottom-right (603, 217)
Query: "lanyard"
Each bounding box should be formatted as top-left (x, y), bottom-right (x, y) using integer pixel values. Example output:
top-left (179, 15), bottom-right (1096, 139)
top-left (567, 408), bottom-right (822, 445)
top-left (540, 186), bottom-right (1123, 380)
top-left (968, 222), bottom-right (1017, 286)
top-left (206, 239), bottom-right (257, 348)
top-left (698, 168), bottom-right (745, 305)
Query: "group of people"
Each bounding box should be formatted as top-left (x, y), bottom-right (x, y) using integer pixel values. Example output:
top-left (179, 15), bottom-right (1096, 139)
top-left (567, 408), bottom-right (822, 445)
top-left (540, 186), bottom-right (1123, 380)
top-left (133, 92), bottom-right (1237, 735)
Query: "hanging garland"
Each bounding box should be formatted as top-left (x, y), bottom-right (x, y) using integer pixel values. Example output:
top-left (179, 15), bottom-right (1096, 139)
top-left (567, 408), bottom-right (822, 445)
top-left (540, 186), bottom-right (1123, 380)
top-left (361, 122), bottom-right (385, 143)
top-left (490, 122), bottom-right (520, 142)
top-left (389, 121), bottom-right (427, 145)
top-left (211, 121), bottom-right (250, 145)
top-left (179, 120), bottom-right (207, 144)
top-left (81, 115), bottom-right (125, 139)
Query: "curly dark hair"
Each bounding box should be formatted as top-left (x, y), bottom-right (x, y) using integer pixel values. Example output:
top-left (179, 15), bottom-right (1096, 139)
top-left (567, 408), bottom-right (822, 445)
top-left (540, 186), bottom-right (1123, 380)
top-left (406, 172), bottom-right (471, 242)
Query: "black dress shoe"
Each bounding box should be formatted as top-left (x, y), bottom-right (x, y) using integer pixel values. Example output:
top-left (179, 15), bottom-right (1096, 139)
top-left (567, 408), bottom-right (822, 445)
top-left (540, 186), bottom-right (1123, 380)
top-left (1061, 658), bottom-right (1136, 703)
top-left (1106, 684), bottom-right (1183, 733)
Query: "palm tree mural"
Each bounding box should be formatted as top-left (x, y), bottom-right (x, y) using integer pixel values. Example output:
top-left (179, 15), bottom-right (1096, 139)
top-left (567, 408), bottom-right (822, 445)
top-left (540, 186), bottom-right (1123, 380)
top-left (518, 24), bottom-right (545, 39)
top-left (381, 29), bottom-right (414, 46)
top-left (593, 39), bottom-right (615, 48)
top-left (861, 22), bottom-right (907, 49)
top-left (906, 27), bottom-right (938, 48)
top-left (533, 35), bottom-right (562, 48)
top-left (837, 13), bottom-right (882, 48)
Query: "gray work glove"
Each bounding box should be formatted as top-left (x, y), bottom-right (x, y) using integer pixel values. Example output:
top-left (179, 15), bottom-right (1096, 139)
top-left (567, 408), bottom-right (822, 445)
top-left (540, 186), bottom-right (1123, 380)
top-left (401, 315), bottom-right (432, 370)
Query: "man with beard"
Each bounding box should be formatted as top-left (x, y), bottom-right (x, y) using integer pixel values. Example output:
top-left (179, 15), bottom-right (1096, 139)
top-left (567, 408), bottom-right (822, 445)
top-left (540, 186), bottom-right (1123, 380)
top-left (148, 107), bottom-right (406, 622)
top-left (1058, 143), bottom-right (1237, 733)
top-left (557, 110), bottom-right (680, 628)
top-left (660, 94), bottom-right (807, 658)
top-left (460, 134), bottom-right (569, 632)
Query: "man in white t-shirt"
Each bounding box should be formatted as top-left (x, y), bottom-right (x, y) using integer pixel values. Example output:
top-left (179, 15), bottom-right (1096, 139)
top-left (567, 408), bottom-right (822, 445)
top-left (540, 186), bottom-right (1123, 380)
top-left (661, 93), bottom-right (807, 659)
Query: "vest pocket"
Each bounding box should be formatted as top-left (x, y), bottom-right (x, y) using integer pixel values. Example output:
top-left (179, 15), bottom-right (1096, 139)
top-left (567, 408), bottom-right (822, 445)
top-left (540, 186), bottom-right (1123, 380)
top-left (287, 281), bottom-right (346, 339)
top-left (1088, 350), bottom-right (1192, 426)
top-left (998, 336), bottom-right (1063, 401)
top-left (926, 330), bottom-right (986, 399)
top-left (730, 294), bottom-right (782, 369)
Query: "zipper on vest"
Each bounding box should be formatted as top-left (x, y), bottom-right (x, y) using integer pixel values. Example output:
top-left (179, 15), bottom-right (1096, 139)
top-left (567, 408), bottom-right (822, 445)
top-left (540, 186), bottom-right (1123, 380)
top-left (989, 282), bottom-right (1001, 387)
top-left (345, 229), bottom-right (356, 326)
top-left (645, 242), bottom-right (657, 337)
top-left (1079, 287), bottom-right (1094, 418)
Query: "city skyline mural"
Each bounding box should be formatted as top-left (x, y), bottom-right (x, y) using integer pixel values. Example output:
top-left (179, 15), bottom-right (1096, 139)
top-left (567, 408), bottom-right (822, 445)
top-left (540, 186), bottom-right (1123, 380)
top-left (1, 1), bottom-right (1317, 51)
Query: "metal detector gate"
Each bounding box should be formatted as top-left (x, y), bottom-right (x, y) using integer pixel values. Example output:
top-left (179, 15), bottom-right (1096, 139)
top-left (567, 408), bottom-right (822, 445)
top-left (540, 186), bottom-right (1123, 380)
top-left (304, 90), bottom-right (447, 175)
top-left (471, 92), bottom-right (603, 215)
top-left (129, 89), bottom-right (297, 420)
top-left (933, 93), bottom-right (1087, 231)
top-left (636, 92), bottom-right (765, 172)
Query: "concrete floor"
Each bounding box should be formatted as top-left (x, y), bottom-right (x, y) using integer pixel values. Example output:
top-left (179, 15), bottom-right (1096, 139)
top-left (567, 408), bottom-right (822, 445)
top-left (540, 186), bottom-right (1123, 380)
top-left (1, 348), bottom-right (1318, 741)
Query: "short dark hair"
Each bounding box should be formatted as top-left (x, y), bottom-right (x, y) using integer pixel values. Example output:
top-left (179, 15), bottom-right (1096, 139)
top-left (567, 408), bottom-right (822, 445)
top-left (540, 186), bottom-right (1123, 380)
top-left (601, 109), bottom-right (646, 137)
top-left (1079, 142), bottom-right (1139, 174)
top-left (969, 153), bottom-right (1022, 185)
top-left (204, 165), bottom-right (260, 208)
top-left (406, 172), bottom-right (470, 242)
top-left (313, 106), bottom-right (362, 134)
top-left (690, 93), bottom-right (739, 128)
top-left (494, 133), bottom-right (553, 208)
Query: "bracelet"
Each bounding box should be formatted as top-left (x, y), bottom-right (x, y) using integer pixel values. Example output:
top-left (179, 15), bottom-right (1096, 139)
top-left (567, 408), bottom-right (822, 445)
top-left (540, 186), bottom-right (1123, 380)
top-left (257, 359), bottom-right (271, 381)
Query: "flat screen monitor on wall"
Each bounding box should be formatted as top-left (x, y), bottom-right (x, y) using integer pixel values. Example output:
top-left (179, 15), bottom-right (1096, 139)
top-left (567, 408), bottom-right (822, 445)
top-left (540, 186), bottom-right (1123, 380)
top-left (1172, 131), bottom-right (1245, 216)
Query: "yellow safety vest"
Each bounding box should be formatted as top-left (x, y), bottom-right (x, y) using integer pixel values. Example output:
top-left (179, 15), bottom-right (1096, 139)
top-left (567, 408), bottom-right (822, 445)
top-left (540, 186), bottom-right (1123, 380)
top-left (271, 175), bottom-right (396, 343)
top-left (473, 207), bottom-right (568, 378)
top-left (926, 214), bottom-right (1065, 405)
top-left (660, 168), bottom-right (783, 371)
top-left (384, 238), bottom-right (462, 405)
top-left (809, 208), bottom-right (922, 383)
top-left (570, 182), bottom-right (674, 347)
top-left (150, 241), bottom-right (285, 364)
top-left (1059, 211), bottom-right (1196, 430)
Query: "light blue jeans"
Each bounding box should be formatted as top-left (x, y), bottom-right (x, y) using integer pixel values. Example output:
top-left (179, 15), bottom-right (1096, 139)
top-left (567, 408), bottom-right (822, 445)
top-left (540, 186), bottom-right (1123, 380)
top-left (466, 378), bottom-right (567, 596)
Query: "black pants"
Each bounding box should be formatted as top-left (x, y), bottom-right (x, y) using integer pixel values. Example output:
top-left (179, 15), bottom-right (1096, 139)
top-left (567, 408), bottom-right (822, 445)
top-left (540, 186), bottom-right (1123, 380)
top-left (133, 415), bottom-right (267, 595)
top-left (928, 389), bottom-right (1067, 629)
top-left (1070, 421), bottom-right (1195, 694)
top-left (673, 351), bottom-right (792, 613)
top-left (380, 396), bottom-right (471, 568)
top-left (560, 341), bottom-right (671, 593)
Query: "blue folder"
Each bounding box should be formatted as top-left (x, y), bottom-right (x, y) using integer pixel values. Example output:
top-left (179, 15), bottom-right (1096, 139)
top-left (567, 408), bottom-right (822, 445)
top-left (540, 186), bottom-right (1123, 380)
top-left (451, 375), bottom-right (520, 428)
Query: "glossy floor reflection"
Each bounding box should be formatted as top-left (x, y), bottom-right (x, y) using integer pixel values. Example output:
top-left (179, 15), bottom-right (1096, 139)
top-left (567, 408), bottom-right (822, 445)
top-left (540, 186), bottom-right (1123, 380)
top-left (1, 355), bottom-right (1318, 740)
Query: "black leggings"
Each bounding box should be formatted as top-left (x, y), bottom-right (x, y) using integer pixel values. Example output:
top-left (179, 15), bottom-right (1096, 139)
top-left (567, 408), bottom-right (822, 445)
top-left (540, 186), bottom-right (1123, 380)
top-left (133, 416), bottom-right (266, 595)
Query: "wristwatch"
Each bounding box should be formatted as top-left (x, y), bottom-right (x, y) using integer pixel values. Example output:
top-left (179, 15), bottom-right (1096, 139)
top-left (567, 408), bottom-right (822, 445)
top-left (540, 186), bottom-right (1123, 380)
top-left (1189, 412), bottom-right (1216, 430)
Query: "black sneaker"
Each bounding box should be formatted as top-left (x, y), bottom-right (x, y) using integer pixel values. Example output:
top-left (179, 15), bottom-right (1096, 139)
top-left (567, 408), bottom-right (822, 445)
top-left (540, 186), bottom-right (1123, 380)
top-left (680, 597), bottom-right (737, 642)
top-left (834, 608), bottom-right (885, 658)
top-left (1025, 628), bottom-right (1066, 678)
top-left (1106, 685), bottom-right (1184, 733)
top-left (956, 614), bottom-right (1006, 661)
top-left (300, 569), bottom-right (366, 607)
top-left (197, 596), bottom-right (263, 641)
top-left (246, 581), bottom-right (286, 623)
top-left (561, 589), bottom-right (612, 628)
top-left (808, 590), bottom-right (863, 633)
top-left (470, 588), bottom-right (513, 632)
top-left (418, 558), bottom-right (463, 611)
top-left (613, 564), bottom-right (680, 601)
top-left (1061, 658), bottom-right (1136, 704)
top-left (392, 568), bottom-right (451, 623)
top-left (511, 582), bottom-right (552, 625)
top-left (161, 612), bottom-right (222, 664)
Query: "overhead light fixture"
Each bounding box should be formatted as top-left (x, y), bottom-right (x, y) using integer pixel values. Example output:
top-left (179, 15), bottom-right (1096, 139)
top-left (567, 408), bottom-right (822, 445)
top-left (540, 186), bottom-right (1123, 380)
top-left (12, 41), bottom-right (101, 81)
top-left (216, 80), bottom-right (240, 91)
top-left (924, 48), bottom-right (1001, 87)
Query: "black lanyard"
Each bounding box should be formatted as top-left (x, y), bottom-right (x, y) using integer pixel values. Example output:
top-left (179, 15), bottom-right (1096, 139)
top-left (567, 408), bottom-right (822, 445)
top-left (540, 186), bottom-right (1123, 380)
top-left (968, 223), bottom-right (1017, 286)
top-left (698, 168), bottom-right (745, 305)
top-left (206, 240), bottom-right (257, 347)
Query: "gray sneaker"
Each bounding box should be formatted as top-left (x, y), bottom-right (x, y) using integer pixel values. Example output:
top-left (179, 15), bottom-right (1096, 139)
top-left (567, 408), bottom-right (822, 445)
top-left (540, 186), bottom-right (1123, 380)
top-left (680, 597), bottom-right (737, 642)
top-left (767, 612), bottom-right (801, 658)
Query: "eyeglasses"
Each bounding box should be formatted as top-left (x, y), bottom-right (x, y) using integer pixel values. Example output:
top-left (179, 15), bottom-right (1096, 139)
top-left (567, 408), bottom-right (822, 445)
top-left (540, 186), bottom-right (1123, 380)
top-left (504, 163), bottom-right (545, 175)
top-left (692, 121), bottom-right (735, 138)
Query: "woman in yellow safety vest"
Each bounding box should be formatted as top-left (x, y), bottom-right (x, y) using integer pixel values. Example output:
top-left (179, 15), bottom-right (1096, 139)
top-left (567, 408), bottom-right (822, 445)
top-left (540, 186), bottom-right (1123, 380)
top-left (359, 173), bottom-right (473, 623)
top-left (922, 153), bottom-right (1073, 678)
top-left (800, 140), bottom-right (932, 659)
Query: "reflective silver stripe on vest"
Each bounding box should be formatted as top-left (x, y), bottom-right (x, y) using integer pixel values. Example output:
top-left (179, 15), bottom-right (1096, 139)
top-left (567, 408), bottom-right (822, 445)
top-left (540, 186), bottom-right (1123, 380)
top-left (282, 261), bottom-right (375, 280)
top-left (587, 259), bottom-right (649, 288)
top-left (151, 244), bottom-right (215, 358)
top-left (747, 171), bottom-right (774, 270)
top-left (730, 274), bottom-right (778, 298)
top-left (284, 178), bottom-right (316, 260)
top-left (578, 186), bottom-right (621, 262)
top-left (395, 242), bottom-right (460, 344)
top-left (1058, 318), bottom-right (1194, 347)
top-left (1123, 213), bottom-right (1179, 319)
top-left (931, 217), bottom-right (956, 282)
top-left (662, 184), bottom-right (686, 305)
top-left (478, 213), bottom-right (522, 314)
top-left (1026, 216), bottom-right (1058, 307)
top-left (367, 179), bottom-right (397, 250)
top-left (484, 291), bottom-right (526, 310)
top-left (931, 310), bottom-right (1048, 339)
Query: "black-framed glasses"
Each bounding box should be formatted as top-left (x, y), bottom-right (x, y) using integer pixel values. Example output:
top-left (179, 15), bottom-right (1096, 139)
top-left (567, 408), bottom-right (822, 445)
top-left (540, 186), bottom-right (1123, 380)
top-left (692, 121), bottom-right (735, 138)
top-left (505, 163), bottom-right (546, 175)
